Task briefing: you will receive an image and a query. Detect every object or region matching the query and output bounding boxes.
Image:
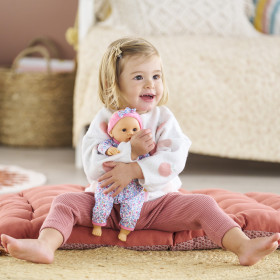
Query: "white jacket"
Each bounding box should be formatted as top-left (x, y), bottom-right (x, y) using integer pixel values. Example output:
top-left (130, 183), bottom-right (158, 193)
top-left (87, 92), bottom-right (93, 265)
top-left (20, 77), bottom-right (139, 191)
top-left (82, 106), bottom-right (192, 201)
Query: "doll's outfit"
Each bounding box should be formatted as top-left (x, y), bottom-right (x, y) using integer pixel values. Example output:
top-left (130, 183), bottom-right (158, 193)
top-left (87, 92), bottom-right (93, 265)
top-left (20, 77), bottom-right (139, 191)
top-left (92, 138), bottom-right (149, 230)
top-left (40, 106), bottom-right (240, 246)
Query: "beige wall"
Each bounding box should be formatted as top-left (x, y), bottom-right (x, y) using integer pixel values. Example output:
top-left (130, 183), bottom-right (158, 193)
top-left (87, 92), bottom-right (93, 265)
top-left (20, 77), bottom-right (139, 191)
top-left (0, 0), bottom-right (78, 66)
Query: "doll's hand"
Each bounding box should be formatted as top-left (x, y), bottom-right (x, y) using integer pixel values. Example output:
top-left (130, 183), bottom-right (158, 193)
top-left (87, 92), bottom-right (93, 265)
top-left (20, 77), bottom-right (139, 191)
top-left (130, 129), bottom-right (154, 160)
top-left (98, 162), bottom-right (143, 197)
top-left (106, 147), bottom-right (120, 156)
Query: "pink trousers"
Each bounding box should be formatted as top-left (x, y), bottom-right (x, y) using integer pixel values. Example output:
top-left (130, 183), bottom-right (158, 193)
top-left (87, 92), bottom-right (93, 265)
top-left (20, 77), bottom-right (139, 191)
top-left (41, 191), bottom-right (239, 247)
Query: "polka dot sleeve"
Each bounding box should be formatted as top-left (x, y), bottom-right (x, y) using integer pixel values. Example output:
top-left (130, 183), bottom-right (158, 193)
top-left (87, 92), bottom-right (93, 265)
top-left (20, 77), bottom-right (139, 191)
top-left (137, 107), bottom-right (191, 192)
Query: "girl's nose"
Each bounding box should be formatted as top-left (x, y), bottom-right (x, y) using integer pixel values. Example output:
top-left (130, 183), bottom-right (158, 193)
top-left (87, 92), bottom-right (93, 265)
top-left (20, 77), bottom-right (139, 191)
top-left (145, 79), bottom-right (154, 88)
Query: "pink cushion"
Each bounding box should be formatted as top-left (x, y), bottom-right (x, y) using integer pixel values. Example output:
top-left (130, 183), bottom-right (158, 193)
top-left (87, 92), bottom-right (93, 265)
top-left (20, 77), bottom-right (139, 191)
top-left (1, 185), bottom-right (279, 251)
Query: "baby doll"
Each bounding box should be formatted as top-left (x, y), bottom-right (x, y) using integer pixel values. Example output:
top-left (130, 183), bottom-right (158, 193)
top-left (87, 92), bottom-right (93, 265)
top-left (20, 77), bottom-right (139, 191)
top-left (92, 107), bottom-right (149, 242)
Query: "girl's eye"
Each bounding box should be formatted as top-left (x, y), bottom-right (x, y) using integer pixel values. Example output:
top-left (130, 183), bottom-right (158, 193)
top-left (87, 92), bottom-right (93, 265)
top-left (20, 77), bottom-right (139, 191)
top-left (134, 75), bottom-right (143, 80)
top-left (133, 128), bottom-right (138, 132)
top-left (153, 74), bottom-right (161, 80)
top-left (122, 129), bottom-right (127, 132)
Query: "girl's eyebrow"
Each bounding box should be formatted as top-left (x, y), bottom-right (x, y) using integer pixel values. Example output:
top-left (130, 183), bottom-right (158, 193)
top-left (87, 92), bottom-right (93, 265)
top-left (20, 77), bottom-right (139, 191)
top-left (130, 70), bottom-right (162, 75)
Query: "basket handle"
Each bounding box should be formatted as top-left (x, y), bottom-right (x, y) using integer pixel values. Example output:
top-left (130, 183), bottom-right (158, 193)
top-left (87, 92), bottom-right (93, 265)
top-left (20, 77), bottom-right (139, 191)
top-left (27, 37), bottom-right (60, 58)
top-left (12, 46), bottom-right (51, 74)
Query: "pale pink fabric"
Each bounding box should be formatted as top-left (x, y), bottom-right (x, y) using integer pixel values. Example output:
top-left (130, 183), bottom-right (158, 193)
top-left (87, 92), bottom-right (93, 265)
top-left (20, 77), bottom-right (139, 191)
top-left (41, 192), bottom-right (239, 247)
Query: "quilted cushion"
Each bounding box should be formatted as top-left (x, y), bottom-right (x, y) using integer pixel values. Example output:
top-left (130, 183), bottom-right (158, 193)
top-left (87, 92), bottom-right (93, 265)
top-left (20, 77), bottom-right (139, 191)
top-left (0, 185), bottom-right (280, 251)
top-left (100, 0), bottom-right (258, 37)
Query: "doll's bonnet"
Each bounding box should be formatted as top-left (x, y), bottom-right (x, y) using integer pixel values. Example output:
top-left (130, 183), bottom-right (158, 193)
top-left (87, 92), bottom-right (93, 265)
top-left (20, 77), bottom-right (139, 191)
top-left (107, 107), bottom-right (143, 134)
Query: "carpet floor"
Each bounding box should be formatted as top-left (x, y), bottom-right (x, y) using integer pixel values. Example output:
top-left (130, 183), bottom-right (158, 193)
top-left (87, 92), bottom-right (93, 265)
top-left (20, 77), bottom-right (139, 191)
top-left (1, 247), bottom-right (280, 280)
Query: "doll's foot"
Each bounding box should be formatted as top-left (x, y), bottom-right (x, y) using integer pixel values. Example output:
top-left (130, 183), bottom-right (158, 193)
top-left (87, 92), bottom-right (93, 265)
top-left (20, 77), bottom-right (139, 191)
top-left (92, 226), bottom-right (102, 237)
top-left (118, 229), bottom-right (131, 242)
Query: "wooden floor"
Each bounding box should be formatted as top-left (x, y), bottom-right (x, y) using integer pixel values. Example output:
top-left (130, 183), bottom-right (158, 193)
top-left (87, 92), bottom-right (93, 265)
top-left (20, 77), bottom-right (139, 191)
top-left (0, 146), bottom-right (279, 194)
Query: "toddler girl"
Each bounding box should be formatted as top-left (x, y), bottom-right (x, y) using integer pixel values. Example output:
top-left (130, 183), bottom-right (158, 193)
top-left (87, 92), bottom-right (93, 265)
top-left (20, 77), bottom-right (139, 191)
top-left (92, 107), bottom-right (149, 241)
top-left (1, 37), bottom-right (280, 265)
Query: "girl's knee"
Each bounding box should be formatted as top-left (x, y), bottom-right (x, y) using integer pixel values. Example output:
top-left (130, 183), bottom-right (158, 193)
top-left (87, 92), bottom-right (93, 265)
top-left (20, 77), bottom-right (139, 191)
top-left (52, 193), bottom-right (75, 205)
top-left (194, 194), bottom-right (217, 207)
top-left (187, 194), bottom-right (219, 215)
top-left (197, 194), bottom-right (216, 204)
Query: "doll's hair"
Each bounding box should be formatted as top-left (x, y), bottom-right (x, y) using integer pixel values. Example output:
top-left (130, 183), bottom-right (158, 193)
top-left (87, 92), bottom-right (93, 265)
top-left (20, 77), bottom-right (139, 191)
top-left (98, 37), bottom-right (169, 110)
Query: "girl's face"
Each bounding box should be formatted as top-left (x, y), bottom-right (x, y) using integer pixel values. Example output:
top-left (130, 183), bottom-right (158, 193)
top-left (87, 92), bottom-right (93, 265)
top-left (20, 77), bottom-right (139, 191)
top-left (118, 55), bottom-right (164, 113)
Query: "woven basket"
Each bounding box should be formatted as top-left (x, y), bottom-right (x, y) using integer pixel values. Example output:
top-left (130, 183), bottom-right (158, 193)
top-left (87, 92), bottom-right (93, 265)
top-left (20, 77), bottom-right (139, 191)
top-left (0, 44), bottom-right (75, 147)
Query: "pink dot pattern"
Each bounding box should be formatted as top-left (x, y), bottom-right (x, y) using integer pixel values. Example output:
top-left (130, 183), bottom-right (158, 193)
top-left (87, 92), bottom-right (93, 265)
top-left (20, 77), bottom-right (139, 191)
top-left (100, 122), bottom-right (108, 134)
top-left (156, 122), bottom-right (167, 134)
top-left (157, 139), bottom-right (172, 149)
top-left (158, 162), bottom-right (172, 177)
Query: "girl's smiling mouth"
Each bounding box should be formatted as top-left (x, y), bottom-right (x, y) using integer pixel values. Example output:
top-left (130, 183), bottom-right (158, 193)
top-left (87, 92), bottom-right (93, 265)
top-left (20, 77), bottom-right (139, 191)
top-left (140, 94), bottom-right (155, 101)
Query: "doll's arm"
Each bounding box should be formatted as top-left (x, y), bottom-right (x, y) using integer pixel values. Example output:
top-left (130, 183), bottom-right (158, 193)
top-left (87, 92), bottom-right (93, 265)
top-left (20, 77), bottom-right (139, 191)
top-left (106, 146), bottom-right (120, 156)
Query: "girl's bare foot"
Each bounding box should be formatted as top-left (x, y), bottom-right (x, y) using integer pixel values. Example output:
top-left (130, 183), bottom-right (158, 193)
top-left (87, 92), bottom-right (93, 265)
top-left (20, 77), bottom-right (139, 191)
top-left (223, 227), bottom-right (280, 266)
top-left (238, 233), bottom-right (280, 266)
top-left (1, 234), bottom-right (54, 264)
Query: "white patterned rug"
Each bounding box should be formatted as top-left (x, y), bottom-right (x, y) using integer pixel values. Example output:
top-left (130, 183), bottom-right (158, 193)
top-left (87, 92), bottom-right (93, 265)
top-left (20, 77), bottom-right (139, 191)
top-left (0, 165), bottom-right (46, 194)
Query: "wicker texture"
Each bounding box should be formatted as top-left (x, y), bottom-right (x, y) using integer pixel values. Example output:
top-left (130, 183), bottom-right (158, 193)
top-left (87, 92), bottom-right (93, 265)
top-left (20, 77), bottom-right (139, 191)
top-left (0, 41), bottom-right (75, 147)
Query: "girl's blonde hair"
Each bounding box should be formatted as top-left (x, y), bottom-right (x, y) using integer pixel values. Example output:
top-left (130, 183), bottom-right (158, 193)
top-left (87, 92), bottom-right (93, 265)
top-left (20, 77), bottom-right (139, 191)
top-left (98, 37), bottom-right (169, 110)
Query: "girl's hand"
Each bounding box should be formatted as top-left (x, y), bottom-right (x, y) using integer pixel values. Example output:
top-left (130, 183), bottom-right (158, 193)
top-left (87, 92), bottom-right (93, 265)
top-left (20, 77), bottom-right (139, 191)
top-left (130, 129), bottom-right (154, 159)
top-left (99, 162), bottom-right (143, 197)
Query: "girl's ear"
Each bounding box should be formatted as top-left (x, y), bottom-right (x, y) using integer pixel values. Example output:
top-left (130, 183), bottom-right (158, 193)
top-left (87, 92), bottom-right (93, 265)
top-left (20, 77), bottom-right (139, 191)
top-left (109, 131), bottom-right (113, 137)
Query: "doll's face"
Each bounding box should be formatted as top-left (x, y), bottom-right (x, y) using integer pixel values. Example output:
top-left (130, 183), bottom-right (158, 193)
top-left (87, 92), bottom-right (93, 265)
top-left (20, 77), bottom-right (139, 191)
top-left (109, 117), bottom-right (140, 143)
